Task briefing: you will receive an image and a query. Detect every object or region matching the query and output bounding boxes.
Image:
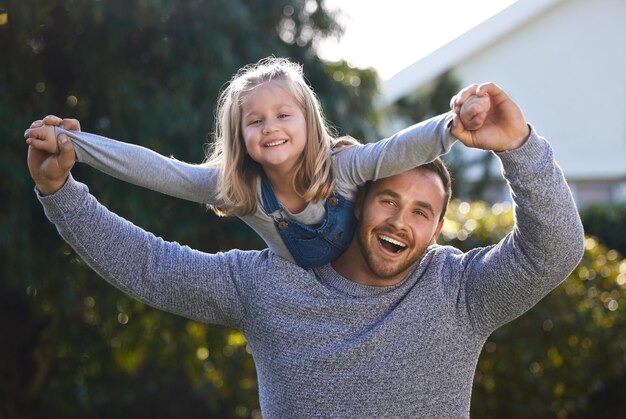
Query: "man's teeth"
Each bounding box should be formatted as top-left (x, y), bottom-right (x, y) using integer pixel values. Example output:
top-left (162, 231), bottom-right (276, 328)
top-left (264, 139), bottom-right (287, 147)
top-left (379, 235), bottom-right (406, 248)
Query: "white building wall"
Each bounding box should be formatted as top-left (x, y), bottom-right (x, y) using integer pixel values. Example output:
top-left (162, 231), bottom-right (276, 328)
top-left (382, 0), bottom-right (626, 206)
top-left (453, 0), bottom-right (626, 182)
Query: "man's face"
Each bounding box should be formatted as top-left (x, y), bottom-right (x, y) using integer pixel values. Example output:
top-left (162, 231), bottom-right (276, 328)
top-left (351, 168), bottom-right (446, 286)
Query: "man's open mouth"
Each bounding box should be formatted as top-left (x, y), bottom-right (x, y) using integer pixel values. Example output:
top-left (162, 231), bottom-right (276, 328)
top-left (378, 234), bottom-right (407, 254)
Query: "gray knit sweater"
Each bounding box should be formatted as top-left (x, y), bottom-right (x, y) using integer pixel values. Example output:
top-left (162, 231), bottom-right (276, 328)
top-left (38, 129), bottom-right (584, 418)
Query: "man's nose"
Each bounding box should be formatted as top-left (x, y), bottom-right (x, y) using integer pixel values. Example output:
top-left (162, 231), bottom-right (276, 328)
top-left (387, 208), bottom-right (409, 231)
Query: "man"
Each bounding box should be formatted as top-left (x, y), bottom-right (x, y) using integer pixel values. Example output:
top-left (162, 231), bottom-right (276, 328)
top-left (28, 83), bottom-right (584, 417)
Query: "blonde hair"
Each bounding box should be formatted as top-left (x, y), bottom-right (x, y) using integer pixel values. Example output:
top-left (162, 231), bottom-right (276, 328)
top-left (205, 57), bottom-right (357, 217)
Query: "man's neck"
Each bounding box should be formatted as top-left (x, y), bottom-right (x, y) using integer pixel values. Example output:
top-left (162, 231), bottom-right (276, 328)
top-left (331, 241), bottom-right (408, 287)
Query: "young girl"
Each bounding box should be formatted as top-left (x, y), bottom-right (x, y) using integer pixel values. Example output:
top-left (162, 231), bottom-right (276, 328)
top-left (25, 57), bottom-right (473, 268)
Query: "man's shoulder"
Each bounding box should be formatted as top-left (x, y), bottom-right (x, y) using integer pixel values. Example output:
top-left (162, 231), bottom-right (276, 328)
top-left (218, 247), bottom-right (270, 267)
top-left (413, 244), bottom-right (466, 276)
top-left (425, 243), bottom-right (464, 259)
top-left (219, 248), bottom-right (306, 275)
top-left (426, 243), bottom-right (494, 266)
top-left (221, 248), bottom-right (318, 295)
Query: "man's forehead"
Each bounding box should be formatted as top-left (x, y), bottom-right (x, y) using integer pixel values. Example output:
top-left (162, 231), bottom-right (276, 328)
top-left (367, 169), bottom-right (446, 213)
top-left (371, 168), bottom-right (444, 192)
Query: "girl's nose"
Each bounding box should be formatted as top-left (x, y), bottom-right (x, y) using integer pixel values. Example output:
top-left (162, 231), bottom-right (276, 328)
top-left (262, 122), bottom-right (277, 134)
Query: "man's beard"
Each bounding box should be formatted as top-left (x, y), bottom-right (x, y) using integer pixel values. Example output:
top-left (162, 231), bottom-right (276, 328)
top-left (355, 225), bottom-right (426, 281)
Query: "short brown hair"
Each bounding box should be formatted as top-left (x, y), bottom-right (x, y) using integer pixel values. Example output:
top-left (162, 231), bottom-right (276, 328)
top-left (418, 158), bottom-right (452, 220)
top-left (360, 157), bottom-right (452, 220)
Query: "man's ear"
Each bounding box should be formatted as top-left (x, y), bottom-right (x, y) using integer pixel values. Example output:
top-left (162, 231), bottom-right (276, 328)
top-left (430, 218), bottom-right (445, 245)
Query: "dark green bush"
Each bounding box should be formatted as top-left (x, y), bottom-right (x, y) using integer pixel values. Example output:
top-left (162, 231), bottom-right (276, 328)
top-left (580, 202), bottom-right (626, 256)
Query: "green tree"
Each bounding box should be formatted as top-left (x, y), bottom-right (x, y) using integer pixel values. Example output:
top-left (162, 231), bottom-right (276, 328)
top-left (1, 1), bottom-right (380, 417)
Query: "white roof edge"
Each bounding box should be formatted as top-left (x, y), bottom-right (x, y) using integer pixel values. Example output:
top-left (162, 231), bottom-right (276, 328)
top-left (380, 0), bottom-right (564, 107)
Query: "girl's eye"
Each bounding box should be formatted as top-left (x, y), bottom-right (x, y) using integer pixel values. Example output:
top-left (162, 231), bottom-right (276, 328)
top-left (248, 119), bottom-right (261, 126)
top-left (278, 113), bottom-right (289, 119)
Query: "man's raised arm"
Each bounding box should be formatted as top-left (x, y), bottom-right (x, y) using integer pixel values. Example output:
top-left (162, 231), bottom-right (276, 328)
top-left (27, 136), bottom-right (255, 328)
top-left (450, 83), bottom-right (584, 334)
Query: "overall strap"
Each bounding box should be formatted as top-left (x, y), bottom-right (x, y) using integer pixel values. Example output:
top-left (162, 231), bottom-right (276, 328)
top-left (259, 171), bottom-right (282, 214)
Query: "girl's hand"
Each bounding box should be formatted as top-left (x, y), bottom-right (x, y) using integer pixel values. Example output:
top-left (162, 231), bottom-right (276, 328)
top-left (457, 93), bottom-right (491, 132)
top-left (24, 114), bottom-right (81, 156)
top-left (28, 115), bottom-right (81, 131)
top-left (27, 133), bottom-right (76, 195)
top-left (24, 125), bottom-right (59, 154)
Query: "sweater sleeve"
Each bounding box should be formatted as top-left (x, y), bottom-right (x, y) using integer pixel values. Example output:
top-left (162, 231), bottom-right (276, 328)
top-left (54, 127), bottom-right (221, 205)
top-left (333, 111), bottom-right (457, 191)
top-left (458, 127), bottom-right (584, 335)
top-left (37, 175), bottom-right (260, 328)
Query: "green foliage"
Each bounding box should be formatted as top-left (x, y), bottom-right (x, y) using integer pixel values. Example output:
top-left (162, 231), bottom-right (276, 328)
top-left (393, 70), bottom-right (460, 121)
top-left (580, 202), bottom-right (626, 256)
top-left (442, 200), bottom-right (626, 418)
top-left (320, 60), bottom-right (381, 141)
top-left (1, 1), bottom-right (380, 417)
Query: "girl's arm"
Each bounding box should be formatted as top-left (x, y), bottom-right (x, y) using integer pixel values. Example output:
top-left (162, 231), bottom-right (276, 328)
top-left (333, 111), bottom-right (458, 189)
top-left (53, 127), bottom-right (221, 205)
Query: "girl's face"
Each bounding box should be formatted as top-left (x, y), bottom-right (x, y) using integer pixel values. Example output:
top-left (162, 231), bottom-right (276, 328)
top-left (240, 81), bottom-right (307, 177)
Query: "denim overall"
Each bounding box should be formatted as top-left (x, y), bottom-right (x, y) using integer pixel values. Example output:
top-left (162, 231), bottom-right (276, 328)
top-left (260, 173), bottom-right (357, 269)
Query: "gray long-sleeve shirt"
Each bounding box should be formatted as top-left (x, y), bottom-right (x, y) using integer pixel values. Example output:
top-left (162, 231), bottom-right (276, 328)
top-left (38, 129), bottom-right (584, 418)
top-left (55, 111), bottom-right (457, 263)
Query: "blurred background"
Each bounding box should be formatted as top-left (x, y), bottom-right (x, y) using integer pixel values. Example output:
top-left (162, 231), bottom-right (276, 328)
top-left (1, 0), bottom-right (625, 418)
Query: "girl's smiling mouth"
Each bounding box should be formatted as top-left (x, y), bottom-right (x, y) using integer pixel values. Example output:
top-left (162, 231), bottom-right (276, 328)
top-left (264, 139), bottom-right (288, 147)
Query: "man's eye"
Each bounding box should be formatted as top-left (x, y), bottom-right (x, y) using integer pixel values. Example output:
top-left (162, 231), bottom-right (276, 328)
top-left (414, 209), bottom-right (428, 218)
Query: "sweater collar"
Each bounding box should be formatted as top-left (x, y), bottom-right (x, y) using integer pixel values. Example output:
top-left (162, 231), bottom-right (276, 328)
top-left (313, 245), bottom-right (441, 297)
top-left (313, 263), bottom-right (415, 298)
